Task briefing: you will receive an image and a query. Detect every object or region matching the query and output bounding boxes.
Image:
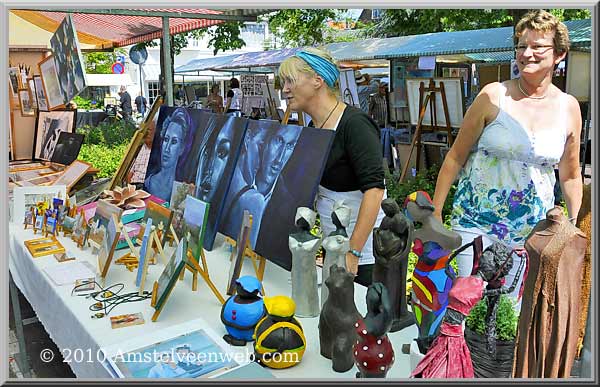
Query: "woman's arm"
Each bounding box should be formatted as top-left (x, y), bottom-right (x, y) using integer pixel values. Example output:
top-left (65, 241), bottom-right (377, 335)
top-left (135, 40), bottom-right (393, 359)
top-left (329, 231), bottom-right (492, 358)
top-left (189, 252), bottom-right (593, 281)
top-left (346, 187), bottom-right (385, 275)
top-left (432, 83), bottom-right (498, 221)
top-left (558, 95), bottom-right (583, 221)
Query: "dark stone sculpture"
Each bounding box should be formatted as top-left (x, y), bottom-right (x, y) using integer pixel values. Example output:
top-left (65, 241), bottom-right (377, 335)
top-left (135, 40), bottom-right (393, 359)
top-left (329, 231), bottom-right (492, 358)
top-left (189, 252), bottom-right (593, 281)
top-left (372, 198), bottom-right (414, 332)
top-left (289, 207), bottom-right (322, 318)
top-left (404, 191), bottom-right (462, 354)
top-left (319, 264), bottom-right (360, 372)
top-left (353, 282), bottom-right (395, 378)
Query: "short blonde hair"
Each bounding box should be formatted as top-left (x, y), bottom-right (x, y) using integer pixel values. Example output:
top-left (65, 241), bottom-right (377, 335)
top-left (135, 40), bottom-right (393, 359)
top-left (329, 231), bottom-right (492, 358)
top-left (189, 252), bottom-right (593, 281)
top-left (515, 10), bottom-right (570, 55)
top-left (278, 47), bottom-right (338, 92)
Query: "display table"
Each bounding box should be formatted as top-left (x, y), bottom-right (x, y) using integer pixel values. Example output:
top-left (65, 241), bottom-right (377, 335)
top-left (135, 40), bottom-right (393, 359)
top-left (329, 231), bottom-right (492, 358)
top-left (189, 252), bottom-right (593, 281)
top-left (9, 223), bottom-right (418, 379)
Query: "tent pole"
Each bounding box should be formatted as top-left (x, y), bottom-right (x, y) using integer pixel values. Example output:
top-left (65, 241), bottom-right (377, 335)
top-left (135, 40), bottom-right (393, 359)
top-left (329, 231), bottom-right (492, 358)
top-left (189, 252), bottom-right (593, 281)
top-left (162, 16), bottom-right (174, 106)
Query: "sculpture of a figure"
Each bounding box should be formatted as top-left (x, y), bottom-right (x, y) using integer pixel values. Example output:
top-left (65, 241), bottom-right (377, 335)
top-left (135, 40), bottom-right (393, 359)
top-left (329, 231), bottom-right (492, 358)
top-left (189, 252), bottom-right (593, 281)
top-left (290, 207), bottom-right (322, 318)
top-left (319, 264), bottom-right (360, 372)
top-left (321, 200), bottom-right (351, 308)
top-left (353, 282), bottom-right (395, 378)
top-left (372, 198), bottom-right (414, 332)
top-left (404, 191), bottom-right (462, 354)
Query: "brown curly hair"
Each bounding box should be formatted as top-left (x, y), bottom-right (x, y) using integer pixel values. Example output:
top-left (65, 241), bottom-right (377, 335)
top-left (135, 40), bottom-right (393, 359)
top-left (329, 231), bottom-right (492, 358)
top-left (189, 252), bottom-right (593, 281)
top-left (514, 10), bottom-right (570, 55)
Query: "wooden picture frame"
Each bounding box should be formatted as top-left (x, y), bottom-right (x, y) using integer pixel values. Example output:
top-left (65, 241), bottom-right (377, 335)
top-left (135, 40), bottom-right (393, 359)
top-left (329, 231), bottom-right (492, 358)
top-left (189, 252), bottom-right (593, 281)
top-left (8, 67), bottom-right (20, 97)
top-left (25, 236), bottom-right (65, 258)
top-left (98, 214), bottom-right (122, 279)
top-left (33, 75), bottom-right (49, 112)
top-left (27, 77), bottom-right (38, 110)
top-left (33, 109), bottom-right (77, 160)
top-left (52, 160), bottom-right (92, 192)
top-left (18, 89), bottom-right (35, 117)
top-left (38, 54), bottom-right (66, 111)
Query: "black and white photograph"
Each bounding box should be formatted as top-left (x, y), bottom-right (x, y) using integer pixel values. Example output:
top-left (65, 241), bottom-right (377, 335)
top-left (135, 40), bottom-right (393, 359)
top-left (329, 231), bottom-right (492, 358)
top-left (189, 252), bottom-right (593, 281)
top-left (34, 110), bottom-right (76, 160)
top-left (50, 15), bottom-right (87, 104)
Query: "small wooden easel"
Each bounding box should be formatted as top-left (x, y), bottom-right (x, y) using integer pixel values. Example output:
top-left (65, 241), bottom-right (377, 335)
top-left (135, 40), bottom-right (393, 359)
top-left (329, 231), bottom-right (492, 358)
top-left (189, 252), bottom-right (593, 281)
top-left (281, 105), bottom-right (305, 126)
top-left (223, 211), bottom-right (267, 296)
top-left (399, 78), bottom-right (454, 183)
top-left (115, 221), bottom-right (168, 273)
top-left (172, 229), bottom-right (226, 305)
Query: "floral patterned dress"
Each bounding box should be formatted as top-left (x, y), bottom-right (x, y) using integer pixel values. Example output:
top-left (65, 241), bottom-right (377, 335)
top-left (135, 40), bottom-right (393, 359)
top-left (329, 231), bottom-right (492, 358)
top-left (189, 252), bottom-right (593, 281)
top-left (451, 83), bottom-right (568, 246)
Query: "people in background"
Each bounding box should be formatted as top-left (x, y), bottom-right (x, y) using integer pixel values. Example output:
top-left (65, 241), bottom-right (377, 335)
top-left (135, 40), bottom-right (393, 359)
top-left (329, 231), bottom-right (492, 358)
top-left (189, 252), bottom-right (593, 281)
top-left (118, 85), bottom-right (132, 121)
top-left (279, 47), bottom-right (386, 286)
top-left (135, 92), bottom-right (148, 117)
top-left (432, 10), bottom-right (582, 302)
top-left (356, 71), bottom-right (378, 113)
top-left (225, 77), bottom-right (243, 114)
top-left (369, 81), bottom-right (389, 128)
top-left (206, 84), bottom-right (224, 113)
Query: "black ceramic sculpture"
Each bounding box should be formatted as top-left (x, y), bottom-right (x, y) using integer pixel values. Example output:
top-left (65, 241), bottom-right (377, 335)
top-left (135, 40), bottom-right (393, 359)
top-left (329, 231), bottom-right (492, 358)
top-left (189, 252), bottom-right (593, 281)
top-left (372, 198), bottom-right (414, 332)
top-left (289, 207), bottom-right (321, 318)
top-left (319, 264), bottom-right (360, 372)
top-left (353, 282), bottom-right (395, 378)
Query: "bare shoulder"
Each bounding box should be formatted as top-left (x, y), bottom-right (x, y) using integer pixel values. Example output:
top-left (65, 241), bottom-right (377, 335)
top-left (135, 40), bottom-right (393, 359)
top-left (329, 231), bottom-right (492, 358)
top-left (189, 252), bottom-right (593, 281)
top-left (469, 81), bottom-right (505, 124)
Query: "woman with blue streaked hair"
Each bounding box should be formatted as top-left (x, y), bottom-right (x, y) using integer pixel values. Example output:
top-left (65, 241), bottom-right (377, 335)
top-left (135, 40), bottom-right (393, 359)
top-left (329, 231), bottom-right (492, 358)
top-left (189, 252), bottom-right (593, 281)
top-left (278, 47), bottom-right (386, 287)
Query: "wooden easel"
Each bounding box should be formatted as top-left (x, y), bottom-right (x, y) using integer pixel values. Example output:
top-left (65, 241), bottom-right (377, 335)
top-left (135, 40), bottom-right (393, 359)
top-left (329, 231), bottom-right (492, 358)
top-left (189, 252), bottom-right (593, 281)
top-left (172, 228), bottom-right (226, 305)
top-left (281, 105), bottom-right (305, 126)
top-left (115, 221), bottom-right (169, 272)
top-left (399, 78), bottom-right (454, 183)
top-left (223, 211), bottom-right (267, 296)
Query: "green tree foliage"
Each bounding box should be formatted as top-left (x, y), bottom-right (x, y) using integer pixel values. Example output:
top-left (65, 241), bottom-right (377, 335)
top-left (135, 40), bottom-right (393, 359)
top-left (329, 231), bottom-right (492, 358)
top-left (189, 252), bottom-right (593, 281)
top-left (78, 143), bottom-right (128, 178)
top-left (83, 48), bottom-right (126, 74)
top-left (466, 295), bottom-right (519, 341)
top-left (266, 9), bottom-right (338, 47)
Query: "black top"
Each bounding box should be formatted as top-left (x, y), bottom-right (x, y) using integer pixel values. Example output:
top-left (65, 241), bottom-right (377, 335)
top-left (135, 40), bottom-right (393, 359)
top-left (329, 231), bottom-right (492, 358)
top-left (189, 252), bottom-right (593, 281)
top-left (318, 106), bottom-right (385, 193)
top-left (134, 95), bottom-right (147, 108)
top-left (120, 91), bottom-right (132, 113)
top-left (226, 89), bottom-right (234, 98)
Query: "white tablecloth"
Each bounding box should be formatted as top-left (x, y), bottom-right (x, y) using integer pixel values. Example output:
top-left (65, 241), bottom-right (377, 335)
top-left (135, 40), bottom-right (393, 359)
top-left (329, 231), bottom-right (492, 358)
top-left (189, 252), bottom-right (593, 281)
top-left (9, 224), bottom-right (418, 379)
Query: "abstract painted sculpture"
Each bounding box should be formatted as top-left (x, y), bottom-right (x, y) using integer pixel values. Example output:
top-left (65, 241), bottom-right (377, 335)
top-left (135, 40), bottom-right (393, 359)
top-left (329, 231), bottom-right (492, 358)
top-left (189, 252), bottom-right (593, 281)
top-left (372, 198), bottom-right (414, 332)
top-left (221, 276), bottom-right (266, 346)
top-left (404, 191), bottom-right (461, 354)
top-left (289, 207), bottom-right (322, 318)
top-left (353, 282), bottom-right (395, 378)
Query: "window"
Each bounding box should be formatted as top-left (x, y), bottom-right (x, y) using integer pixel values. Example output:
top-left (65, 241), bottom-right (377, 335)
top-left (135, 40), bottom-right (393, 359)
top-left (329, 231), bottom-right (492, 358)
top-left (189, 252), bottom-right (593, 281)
top-left (371, 9), bottom-right (382, 20)
top-left (147, 81), bottom-right (160, 106)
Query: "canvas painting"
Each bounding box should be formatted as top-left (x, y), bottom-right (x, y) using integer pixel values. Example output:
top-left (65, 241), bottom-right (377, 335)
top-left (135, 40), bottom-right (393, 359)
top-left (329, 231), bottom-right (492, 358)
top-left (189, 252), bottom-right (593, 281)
top-left (94, 199), bottom-right (124, 230)
top-left (38, 55), bottom-right (65, 110)
top-left (141, 201), bottom-right (173, 245)
top-left (50, 15), bottom-right (87, 104)
top-left (107, 325), bottom-right (239, 378)
top-left (145, 107), bottom-right (247, 250)
top-left (154, 237), bottom-right (187, 312)
top-left (13, 185), bottom-right (67, 226)
top-left (50, 132), bottom-right (84, 165)
top-left (135, 218), bottom-right (153, 288)
top-left (169, 181), bottom-right (195, 239)
top-left (34, 75), bottom-right (49, 111)
top-left (220, 121), bottom-right (335, 270)
top-left (181, 195), bottom-right (209, 262)
top-left (34, 110), bottom-right (76, 160)
top-left (98, 214), bottom-right (121, 278)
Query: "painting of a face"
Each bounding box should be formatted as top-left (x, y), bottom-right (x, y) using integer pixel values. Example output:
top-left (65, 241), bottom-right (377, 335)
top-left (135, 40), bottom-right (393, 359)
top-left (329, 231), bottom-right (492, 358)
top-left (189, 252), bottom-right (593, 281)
top-left (161, 122), bottom-right (185, 170)
top-left (195, 119), bottom-right (235, 203)
top-left (241, 124), bottom-right (268, 184)
top-left (256, 125), bottom-right (301, 195)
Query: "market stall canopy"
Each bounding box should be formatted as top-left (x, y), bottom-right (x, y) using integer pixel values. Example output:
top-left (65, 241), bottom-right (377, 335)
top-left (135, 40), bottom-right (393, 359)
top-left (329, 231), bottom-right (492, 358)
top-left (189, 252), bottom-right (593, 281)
top-left (174, 18), bottom-right (591, 73)
top-left (10, 8), bottom-right (271, 50)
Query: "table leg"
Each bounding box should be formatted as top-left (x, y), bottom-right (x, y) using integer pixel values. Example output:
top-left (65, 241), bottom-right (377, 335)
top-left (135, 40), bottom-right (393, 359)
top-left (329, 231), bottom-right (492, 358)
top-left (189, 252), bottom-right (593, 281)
top-left (9, 272), bottom-right (32, 378)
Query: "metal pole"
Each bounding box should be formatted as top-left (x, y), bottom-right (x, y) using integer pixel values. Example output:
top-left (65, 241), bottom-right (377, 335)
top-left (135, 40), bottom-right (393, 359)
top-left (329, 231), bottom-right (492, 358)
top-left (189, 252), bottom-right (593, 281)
top-left (162, 17), bottom-right (174, 106)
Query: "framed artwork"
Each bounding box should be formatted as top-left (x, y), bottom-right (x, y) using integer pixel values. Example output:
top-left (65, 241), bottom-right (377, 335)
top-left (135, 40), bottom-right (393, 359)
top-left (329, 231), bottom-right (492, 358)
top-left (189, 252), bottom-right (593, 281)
top-left (27, 77), bottom-right (38, 110)
top-left (101, 319), bottom-right (242, 378)
top-left (16, 174), bottom-right (60, 187)
top-left (98, 214), bottom-right (121, 279)
top-left (12, 185), bottom-right (67, 226)
top-left (33, 75), bottom-right (49, 111)
top-left (18, 89), bottom-right (35, 117)
top-left (50, 132), bottom-right (85, 165)
top-left (25, 236), bottom-right (65, 258)
top-left (338, 68), bottom-right (360, 108)
top-left (38, 54), bottom-right (65, 110)
top-left (151, 237), bottom-right (188, 320)
top-left (220, 120), bottom-right (335, 271)
top-left (52, 159), bottom-right (92, 192)
top-left (168, 181), bottom-right (195, 239)
top-left (140, 201), bottom-right (173, 246)
top-left (135, 218), bottom-right (153, 289)
top-left (181, 195), bottom-right (209, 263)
top-left (33, 110), bottom-right (76, 160)
top-left (50, 14), bottom-right (87, 104)
top-left (9, 67), bottom-right (20, 97)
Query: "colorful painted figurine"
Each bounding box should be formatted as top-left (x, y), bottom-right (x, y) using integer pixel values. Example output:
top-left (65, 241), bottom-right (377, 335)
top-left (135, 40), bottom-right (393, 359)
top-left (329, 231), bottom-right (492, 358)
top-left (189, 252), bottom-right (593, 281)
top-left (220, 275), bottom-right (265, 346)
top-left (404, 191), bottom-right (462, 354)
top-left (353, 282), bottom-right (395, 378)
top-left (254, 295), bottom-right (306, 369)
top-left (372, 198), bottom-right (414, 332)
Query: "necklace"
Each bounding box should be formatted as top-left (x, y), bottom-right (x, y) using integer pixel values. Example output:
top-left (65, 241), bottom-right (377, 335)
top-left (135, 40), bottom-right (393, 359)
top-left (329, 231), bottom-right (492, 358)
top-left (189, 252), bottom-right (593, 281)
top-left (517, 78), bottom-right (547, 100)
top-left (318, 100), bottom-right (340, 129)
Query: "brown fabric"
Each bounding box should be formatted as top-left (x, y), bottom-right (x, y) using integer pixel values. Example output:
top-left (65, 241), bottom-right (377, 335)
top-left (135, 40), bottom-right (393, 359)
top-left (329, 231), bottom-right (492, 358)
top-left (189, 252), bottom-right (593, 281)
top-left (575, 184), bottom-right (592, 357)
top-left (512, 207), bottom-right (587, 378)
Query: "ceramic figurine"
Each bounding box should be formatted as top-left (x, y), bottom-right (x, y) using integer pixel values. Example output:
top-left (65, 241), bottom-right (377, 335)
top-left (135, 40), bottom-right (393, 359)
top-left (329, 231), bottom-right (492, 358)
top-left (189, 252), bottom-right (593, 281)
top-left (254, 295), bottom-right (306, 369)
top-left (372, 198), bottom-right (414, 332)
top-left (319, 264), bottom-right (360, 372)
top-left (354, 282), bottom-right (395, 378)
top-left (321, 200), bottom-right (351, 308)
top-left (221, 276), bottom-right (266, 346)
top-left (290, 207), bottom-right (322, 318)
top-left (404, 191), bottom-right (462, 354)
